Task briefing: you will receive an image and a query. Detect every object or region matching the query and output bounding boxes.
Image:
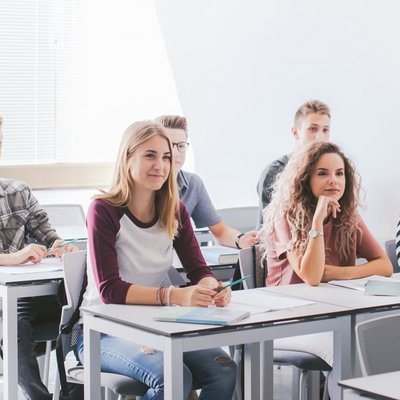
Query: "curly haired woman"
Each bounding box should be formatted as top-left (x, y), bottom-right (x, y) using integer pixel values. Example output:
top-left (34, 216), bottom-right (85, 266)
top-left (262, 141), bottom-right (391, 287)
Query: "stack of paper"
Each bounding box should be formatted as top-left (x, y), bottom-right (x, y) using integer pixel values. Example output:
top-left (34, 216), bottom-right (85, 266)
top-left (201, 245), bottom-right (239, 265)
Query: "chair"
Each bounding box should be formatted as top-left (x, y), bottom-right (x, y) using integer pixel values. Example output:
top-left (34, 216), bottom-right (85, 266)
top-left (53, 250), bottom-right (148, 400)
top-left (237, 246), bottom-right (331, 400)
top-left (42, 204), bottom-right (87, 240)
top-left (23, 205), bottom-right (87, 388)
top-left (355, 313), bottom-right (400, 376)
top-left (193, 227), bottom-right (215, 247)
top-left (216, 206), bottom-right (258, 233)
top-left (384, 239), bottom-right (400, 273)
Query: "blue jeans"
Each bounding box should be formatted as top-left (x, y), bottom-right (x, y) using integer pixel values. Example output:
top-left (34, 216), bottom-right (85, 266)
top-left (76, 332), bottom-right (237, 400)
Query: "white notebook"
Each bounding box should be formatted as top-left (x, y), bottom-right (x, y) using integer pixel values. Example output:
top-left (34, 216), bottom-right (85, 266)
top-left (328, 275), bottom-right (399, 292)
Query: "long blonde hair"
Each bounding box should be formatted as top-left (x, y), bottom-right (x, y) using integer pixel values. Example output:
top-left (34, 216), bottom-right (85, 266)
top-left (262, 141), bottom-right (361, 262)
top-left (96, 120), bottom-right (179, 238)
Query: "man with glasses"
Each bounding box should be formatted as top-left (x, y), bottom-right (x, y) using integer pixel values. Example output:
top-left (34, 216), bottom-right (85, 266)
top-left (157, 115), bottom-right (258, 250)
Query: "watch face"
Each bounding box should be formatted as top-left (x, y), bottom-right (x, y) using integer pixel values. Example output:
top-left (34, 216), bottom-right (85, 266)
top-left (309, 230), bottom-right (317, 239)
top-left (308, 229), bottom-right (322, 239)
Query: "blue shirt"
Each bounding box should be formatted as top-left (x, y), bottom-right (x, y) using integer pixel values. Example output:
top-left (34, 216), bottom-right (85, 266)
top-left (177, 170), bottom-right (222, 229)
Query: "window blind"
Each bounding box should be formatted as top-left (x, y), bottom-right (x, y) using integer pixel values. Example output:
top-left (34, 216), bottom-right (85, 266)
top-left (0, 0), bottom-right (183, 167)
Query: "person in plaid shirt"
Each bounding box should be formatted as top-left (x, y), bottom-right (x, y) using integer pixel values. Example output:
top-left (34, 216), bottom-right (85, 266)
top-left (0, 116), bottom-right (77, 399)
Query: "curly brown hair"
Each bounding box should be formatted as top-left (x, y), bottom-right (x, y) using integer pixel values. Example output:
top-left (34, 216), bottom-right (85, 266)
top-left (262, 141), bottom-right (361, 262)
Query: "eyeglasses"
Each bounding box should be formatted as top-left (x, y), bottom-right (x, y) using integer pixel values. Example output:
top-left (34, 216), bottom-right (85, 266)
top-left (171, 141), bottom-right (189, 153)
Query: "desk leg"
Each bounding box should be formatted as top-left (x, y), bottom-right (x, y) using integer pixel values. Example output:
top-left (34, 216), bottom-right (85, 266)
top-left (3, 287), bottom-right (19, 399)
top-left (244, 342), bottom-right (261, 400)
top-left (164, 339), bottom-right (183, 399)
top-left (84, 319), bottom-right (101, 399)
top-left (331, 316), bottom-right (352, 400)
top-left (261, 340), bottom-right (273, 400)
top-left (350, 314), bottom-right (361, 377)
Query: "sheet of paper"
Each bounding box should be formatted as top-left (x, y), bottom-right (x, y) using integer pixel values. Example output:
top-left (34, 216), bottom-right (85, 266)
top-left (229, 291), bottom-right (314, 314)
top-left (0, 257), bottom-right (63, 274)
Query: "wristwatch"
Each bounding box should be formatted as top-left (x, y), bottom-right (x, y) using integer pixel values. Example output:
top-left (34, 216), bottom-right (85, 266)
top-left (235, 233), bottom-right (245, 249)
top-left (308, 229), bottom-right (324, 239)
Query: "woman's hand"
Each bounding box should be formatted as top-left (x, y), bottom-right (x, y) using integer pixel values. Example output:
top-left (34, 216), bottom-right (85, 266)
top-left (238, 231), bottom-right (260, 249)
top-left (314, 195), bottom-right (341, 223)
top-left (212, 282), bottom-right (232, 307)
top-left (48, 239), bottom-right (79, 258)
top-left (9, 244), bottom-right (48, 265)
top-left (176, 285), bottom-right (218, 307)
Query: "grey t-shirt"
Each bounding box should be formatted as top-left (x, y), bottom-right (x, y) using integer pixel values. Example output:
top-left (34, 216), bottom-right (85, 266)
top-left (178, 170), bottom-right (222, 229)
top-left (256, 154), bottom-right (289, 226)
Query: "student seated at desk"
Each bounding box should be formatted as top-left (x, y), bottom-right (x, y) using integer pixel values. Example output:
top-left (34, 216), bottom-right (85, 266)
top-left (157, 115), bottom-right (259, 250)
top-left (0, 116), bottom-right (78, 400)
top-left (78, 120), bottom-right (237, 400)
top-left (260, 141), bottom-right (392, 376)
top-left (262, 140), bottom-right (391, 287)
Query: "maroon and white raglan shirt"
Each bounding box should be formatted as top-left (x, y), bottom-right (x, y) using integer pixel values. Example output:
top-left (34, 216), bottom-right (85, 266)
top-left (82, 199), bottom-right (215, 308)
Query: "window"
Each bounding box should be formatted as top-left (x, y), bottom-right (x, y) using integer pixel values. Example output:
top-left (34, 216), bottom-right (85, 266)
top-left (0, 0), bottom-right (189, 182)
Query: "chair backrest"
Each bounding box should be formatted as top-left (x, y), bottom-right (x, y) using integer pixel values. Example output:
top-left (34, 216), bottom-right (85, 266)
top-left (238, 245), bottom-right (267, 289)
top-left (194, 228), bottom-right (215, 247)
top-left (42, 204), bottom-right (87, 240)
top-left (238, 247), bottom-right (255, 289)
top-left (217, 206), bottom-right (258, 233)
top-left (61, 250), bottom-right (87, 349)
top-left (356, 313), bottom-right (400, 376)
top-left (385, 239), bottom-right (400, 273)
top-left (167, 266), bottom-right (187, 287)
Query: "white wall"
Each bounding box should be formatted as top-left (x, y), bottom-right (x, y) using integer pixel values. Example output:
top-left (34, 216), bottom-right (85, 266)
top-left (155, 0), bottom-right (400, 242)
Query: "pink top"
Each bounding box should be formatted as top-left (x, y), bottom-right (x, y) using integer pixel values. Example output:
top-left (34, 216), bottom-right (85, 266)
top-left (266, 215), bottom-right (382, 286)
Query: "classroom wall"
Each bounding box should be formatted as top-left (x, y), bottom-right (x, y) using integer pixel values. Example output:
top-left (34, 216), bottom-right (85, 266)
top-left (154, 0), bottom-right (400, 242)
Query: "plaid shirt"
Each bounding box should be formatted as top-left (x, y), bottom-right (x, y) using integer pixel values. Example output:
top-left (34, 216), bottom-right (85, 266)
top-left (0, 179), bottom-right (60, 253)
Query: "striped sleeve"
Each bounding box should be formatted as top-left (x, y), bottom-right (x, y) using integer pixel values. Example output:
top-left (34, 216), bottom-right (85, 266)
top-left (396, 217), bottom-right (400, 269)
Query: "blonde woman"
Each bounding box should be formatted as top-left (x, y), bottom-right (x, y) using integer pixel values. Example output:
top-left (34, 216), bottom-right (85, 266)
top-left (77, 121), bottom-right (236, 400)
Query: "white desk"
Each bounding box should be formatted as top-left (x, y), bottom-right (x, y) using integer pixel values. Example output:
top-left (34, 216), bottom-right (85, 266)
top-left (258, 283), bottom-right (400, 376)
top-left (82, 289), bottom-right (352, 400)
top-left (340, 371), bottom-right (400, 399)
top-left (0, 269), bottom-right (63, 399)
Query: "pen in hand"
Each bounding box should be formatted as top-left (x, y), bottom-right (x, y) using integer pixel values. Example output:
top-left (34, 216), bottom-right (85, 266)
top-left (47, 239), bottom-right (77, 251)
top-left (214, 274), bottom-right (252, 293)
